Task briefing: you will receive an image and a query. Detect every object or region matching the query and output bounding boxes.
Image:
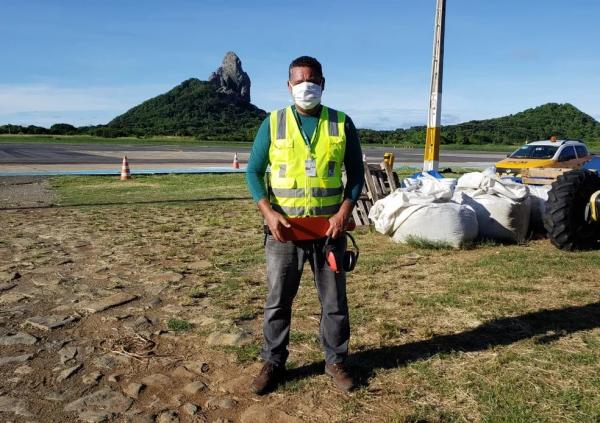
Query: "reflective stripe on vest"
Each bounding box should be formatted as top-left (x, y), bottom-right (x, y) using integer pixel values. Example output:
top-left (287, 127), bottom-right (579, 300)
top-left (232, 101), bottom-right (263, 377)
top-left (268, 106), bottom-right (346, 218)
top-left (269, 186), bottom-right (344, 198)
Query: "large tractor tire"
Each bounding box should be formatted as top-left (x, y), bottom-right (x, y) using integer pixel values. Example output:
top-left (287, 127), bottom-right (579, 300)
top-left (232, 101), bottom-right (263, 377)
top-left (544, 169), bottom-right (600, 250)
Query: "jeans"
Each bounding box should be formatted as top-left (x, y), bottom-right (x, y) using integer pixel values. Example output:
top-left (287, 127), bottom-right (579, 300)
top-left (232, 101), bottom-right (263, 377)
top-left (261, 234), bottom-right (350, 367)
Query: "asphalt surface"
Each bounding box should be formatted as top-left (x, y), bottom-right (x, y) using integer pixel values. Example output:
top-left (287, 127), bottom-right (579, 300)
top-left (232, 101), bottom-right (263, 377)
top-left (0, 142), bottom-right (506, 175)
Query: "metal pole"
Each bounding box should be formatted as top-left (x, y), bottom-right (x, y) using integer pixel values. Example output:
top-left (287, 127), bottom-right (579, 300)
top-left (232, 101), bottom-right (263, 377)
top-left (423, 0), bottom-right (446, 172)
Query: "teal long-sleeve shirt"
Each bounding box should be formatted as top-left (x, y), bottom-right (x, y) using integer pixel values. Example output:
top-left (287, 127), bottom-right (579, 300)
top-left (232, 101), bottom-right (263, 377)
top-left (246, 106), bottom-right (364, 204)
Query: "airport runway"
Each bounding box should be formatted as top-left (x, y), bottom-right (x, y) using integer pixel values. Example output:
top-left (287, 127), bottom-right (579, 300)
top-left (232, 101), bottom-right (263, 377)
top-left (0, 142), bottom-right (506, 175)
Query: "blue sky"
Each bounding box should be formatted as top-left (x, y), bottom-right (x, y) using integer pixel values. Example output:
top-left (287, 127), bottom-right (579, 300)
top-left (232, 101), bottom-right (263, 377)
top-left (1, 0), bottom-right (599, 129)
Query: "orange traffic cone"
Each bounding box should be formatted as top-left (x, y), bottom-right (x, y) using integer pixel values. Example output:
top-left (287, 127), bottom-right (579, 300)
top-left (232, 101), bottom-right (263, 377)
top-left (233, 153), bottom-right (240, 169)
top-left (120, 156), bottom-right (131, 180)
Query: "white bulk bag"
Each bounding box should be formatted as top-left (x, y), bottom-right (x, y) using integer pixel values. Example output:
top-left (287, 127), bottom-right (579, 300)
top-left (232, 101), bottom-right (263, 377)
top-left (391, 202), bottom-right (479, 248)
top-left (455, 170), bottom-right (530, 201)
top-left (369, 174), bottom-right (453, 235)
top-left (528, 185), bottom-right (551, 233)
top-left (454, 172), bottom-right (531, 242)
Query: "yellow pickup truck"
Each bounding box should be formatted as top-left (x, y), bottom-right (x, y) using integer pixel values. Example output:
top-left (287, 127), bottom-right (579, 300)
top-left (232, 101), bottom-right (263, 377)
top-left (495, 139), bottom-right (592, 176)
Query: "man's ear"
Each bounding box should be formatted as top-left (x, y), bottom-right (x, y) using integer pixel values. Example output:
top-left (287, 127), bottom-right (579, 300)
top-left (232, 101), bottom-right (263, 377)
top-left (287, 81), bottom-right (293, 93)
top-left (321, 78), bottom-right (325, 92)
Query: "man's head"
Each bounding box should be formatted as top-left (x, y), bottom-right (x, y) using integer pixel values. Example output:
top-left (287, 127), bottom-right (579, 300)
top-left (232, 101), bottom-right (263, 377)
top-left (288, 56), bottom-right (325, 112)
top-left (288, 56), bottom-right (323, 83)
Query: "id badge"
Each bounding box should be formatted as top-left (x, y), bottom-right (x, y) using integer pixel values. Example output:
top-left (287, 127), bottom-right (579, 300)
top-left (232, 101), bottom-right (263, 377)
top-left (305, 159), bottom-right (316, 177)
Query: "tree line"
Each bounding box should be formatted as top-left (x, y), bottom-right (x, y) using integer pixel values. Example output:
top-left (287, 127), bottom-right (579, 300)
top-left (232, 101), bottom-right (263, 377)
top-left (2, 102), bottom-right (598, 146)
top-left (358, 103), bottom-right (600, 146)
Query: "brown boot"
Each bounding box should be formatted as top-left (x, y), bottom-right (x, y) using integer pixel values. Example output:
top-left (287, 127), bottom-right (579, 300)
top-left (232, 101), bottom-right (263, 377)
top-left (325, 362), bottom-right (355, 392)
top-left (250, 362), bottom-right (285, 395)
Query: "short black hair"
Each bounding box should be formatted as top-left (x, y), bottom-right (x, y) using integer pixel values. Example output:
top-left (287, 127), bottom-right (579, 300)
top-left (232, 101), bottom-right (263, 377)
top-left (289, 56), bottom-right (323, 80)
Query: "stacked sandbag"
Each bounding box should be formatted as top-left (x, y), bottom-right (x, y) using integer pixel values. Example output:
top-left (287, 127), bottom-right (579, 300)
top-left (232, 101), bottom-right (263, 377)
top-left (452, 170), bottom-right (531, 243)
top-left (391, 202), bottom-right (478, 247)
top-left (368, 174), bottom-right (453, 235)
top-left (369, 174), bottom-right (478, 248)
top-left (528, 185), bottom-right (551, 234)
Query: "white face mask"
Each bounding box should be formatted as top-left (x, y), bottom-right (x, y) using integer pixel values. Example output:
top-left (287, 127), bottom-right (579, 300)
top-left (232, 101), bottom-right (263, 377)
top-left (290, 81), bottom-right (322, 110)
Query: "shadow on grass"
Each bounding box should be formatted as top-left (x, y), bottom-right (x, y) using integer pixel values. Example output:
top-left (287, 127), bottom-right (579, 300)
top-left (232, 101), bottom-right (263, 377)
top-left (285, 302), bottom-right (600, 387)
top-left (0, 196), bottom-right (251, 211)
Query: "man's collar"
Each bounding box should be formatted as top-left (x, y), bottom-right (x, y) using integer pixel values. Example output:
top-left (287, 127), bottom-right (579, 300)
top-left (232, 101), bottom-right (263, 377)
top-left (292, 104), bottom-right (323, 117)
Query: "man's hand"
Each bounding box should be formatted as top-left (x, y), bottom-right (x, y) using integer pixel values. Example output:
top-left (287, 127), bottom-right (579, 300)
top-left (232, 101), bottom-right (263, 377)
top-left (265, 209), bottom-right (291, 242)
top-left (326, 199), bottom-right (354, 239)
top-left (257, 199), bottom-right (291, 243)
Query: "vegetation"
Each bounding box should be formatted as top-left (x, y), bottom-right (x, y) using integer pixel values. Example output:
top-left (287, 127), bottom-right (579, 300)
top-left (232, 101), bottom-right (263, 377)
top-left (2, 101), bottom-right (599, 149)
top-left (404, 236), bottom-right (456, 250)
top-left (0, 134), bottom-right (524, 154)
top-left (105, 79), bottom-right (266, 140)
top-left (50, 173), bottom-right (250, 206)
top-left (0, 134), bottom-right (256, 146)
top-left (167, 318), bottom-right (192, 332)
top-left (40, 173), bottom-right (600, 421)
top-left (358, 103), bottom-right (600, 147)
top-left (0, 79), bottom-right (266, 141)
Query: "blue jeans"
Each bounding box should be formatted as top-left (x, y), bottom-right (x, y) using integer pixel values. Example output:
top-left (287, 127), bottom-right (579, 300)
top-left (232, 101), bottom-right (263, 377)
top-left (261, 234), bottom-right (350, 367)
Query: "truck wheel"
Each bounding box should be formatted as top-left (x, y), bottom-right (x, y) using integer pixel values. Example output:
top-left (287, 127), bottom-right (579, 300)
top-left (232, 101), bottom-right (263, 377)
top-left (544, 169), bottom-right (600, 250)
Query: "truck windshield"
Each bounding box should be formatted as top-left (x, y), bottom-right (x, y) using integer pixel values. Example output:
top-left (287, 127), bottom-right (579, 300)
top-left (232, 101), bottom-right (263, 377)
top-left (509, 145), bottom-right (558, 159)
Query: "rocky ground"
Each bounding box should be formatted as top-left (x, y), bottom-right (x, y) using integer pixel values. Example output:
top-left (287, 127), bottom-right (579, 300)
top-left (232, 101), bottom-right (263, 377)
top-left (2, 176), bottom-right (599, 422)
top-left (0, 187), bottom-right (312, 423)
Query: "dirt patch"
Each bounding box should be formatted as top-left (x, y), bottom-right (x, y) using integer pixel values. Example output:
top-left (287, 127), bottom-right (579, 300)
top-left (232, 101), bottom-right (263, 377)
top-left (0, 176), bottom-right (56, 208)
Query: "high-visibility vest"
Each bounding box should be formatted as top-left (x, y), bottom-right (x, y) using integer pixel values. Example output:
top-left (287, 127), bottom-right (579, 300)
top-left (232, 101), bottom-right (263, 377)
top-left (268, 105), bottom-right (346, 217)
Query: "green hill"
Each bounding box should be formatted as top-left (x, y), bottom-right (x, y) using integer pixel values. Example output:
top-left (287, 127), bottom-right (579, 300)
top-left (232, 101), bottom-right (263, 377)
top-left (359, 103), bottom-right (600, 146)
top-left (103, 78), bottom-right (266, 140)
top-left (0, 52), bottom-right (267, 141)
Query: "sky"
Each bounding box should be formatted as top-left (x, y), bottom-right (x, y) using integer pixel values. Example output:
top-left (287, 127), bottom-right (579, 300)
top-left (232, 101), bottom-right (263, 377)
top-left (1, 0), bottom-right (599, 130)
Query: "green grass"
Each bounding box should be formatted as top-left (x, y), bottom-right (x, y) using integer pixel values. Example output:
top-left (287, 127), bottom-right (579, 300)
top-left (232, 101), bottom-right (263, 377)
top-left (0, 133), bottom-right (530, 152)
top-left (405, 236), bottom-right (456, 250)
top-left (8, 173), bottom-right (599, 422)
top-left (289, 330), bottom-right (320, 345)
top-left (0, 133), bottom-right (253, 147)
top-left (51, 173), bottom-right (250, 206)
top-left (167, 318), bottom-right (192, 332)
top-left (235, 305), bottom-right (259, 321)
top-left (188, 286), bottom-right (207, 299)
top-left (222, 342), bottom-right (262, 364)
top-left (379, 321), bottom-right (408, 340)
top-left (368, 142), bottom-right (522, 153)
top-left (4, 133), bottom-right (599, 156)
top-left (279, 378), bottom-right (310, 393)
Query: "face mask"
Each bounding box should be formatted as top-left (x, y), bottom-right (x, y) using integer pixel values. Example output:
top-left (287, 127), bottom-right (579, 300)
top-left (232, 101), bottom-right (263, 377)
top-left (290, 81), bottom-right (322, 110)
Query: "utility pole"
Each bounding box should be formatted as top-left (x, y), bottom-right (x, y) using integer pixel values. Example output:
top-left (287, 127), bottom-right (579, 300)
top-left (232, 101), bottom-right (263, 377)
top-left (423, 0), bottom-right (446, 172)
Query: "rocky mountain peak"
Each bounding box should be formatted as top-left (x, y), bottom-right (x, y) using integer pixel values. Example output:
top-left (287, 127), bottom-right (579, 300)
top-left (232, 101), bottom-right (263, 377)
top-left (208, 51), bottom-right (251, 103)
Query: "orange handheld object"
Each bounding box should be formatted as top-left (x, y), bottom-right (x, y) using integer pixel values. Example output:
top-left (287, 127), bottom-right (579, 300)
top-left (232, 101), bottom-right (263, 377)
top-left (279, 217), bottom-right (356, 241)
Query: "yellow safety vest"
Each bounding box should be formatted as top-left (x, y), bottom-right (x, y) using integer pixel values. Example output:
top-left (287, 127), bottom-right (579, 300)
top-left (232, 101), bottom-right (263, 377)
top-left (268, 105), bottom-right (346, 217)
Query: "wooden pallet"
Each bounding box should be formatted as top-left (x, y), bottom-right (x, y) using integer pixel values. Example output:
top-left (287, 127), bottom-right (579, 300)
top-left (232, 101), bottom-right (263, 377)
top-left (348, 160), bottom-right (400, 226)
top-left (521, 167), bottom-right (572, 185)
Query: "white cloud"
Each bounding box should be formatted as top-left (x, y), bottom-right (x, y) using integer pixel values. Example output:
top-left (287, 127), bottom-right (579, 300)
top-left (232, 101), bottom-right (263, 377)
top-left (343, 107), bottom-right (425, 130)
top-left (0, 83), bottom-right (170, 127)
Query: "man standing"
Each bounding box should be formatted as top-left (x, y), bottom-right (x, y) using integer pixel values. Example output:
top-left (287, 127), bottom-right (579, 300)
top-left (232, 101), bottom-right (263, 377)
top-left (245, 56), bottom-right (364, 394)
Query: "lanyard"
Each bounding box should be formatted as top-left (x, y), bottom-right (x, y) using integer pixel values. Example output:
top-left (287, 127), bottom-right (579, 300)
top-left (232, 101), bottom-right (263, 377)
top-left (291, 107), bottom-right (314, 148)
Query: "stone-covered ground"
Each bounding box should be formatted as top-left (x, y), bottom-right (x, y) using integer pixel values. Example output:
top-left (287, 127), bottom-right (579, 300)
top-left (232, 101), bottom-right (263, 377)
top-left (1, 199), bottom-right (301, 423)
top-left (1, 176), bottom-right (600, 423)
